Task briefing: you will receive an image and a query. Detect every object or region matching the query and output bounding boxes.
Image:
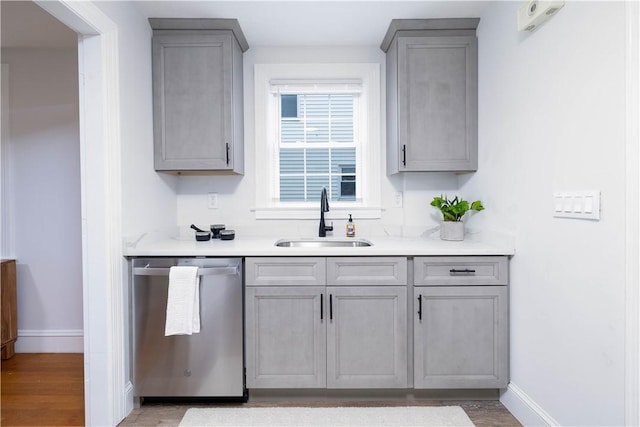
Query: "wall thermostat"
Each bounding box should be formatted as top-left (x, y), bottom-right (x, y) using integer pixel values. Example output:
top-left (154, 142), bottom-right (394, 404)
top-left (517, 0), bottom-right (565, 32)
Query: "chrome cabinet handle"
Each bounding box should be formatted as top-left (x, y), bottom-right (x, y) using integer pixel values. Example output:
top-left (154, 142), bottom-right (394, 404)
top-left (225, 143), bottom-right (230, 165)
top-left (133, 266), bottom-right (238, 277)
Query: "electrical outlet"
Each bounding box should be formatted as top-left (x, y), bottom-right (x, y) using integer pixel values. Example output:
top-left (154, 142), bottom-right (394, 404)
top-left (208, 193), bottom-right (218, 209)
top-left (394, 192), bottom-right (403, 208)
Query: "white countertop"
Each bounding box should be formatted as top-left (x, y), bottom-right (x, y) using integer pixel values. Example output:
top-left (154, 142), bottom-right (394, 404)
top-left (124, 228), bottom-right (515, 257)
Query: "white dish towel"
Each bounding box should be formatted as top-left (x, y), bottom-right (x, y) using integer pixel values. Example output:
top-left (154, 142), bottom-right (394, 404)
top-left (165, 266), bottom-right (200, 336)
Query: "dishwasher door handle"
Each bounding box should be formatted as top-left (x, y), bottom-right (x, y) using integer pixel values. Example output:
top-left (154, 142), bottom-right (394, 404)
top-left (133, 265), bottom-right (239, 277)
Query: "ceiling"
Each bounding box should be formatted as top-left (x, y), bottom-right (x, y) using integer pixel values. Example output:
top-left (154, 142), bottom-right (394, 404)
top-left (1, 1), bottom-right (491, 49)
top-left (0, 1), bottom-right (77, 49)
top-left (134, 1), bottom-right (490, 47)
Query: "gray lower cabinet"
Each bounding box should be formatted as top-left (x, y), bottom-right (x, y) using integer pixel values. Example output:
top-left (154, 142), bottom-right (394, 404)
top-left (413, 257), bottom-right (509, 389)
top-left (246, 256), bottom-right (507, 390)
top-left (150, 19), bottom-right (248, 173)
top-left (245, 257), bottom-right (408, 389)
top-left (381, 19), bottom-right (479, 173)
top-left (326, 286), bottom-right (407, 388)
top-left (245, 286), bottom-right (326, 388)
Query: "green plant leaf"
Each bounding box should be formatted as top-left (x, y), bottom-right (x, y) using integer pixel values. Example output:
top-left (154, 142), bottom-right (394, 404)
top-left (430, 196), bottom-right (444, 208)
top-left (431, 195), bottom-right (484, 222)
top-left (471, 200), bottom-right (484, 211)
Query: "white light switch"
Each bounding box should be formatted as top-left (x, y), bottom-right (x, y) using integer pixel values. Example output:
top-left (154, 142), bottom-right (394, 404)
top-left (584, 196), bottom-right (594, 213)
top-left (554, 195), bottom-right (564, 212)
top-left (563, 195), bottom-right (573, 212)
top-left (553, 191), bottom-right (600, 220)
top-left (573, 197), bottom-right (582, 213)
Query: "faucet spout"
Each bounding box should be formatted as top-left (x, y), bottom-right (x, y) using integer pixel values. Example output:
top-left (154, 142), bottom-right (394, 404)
top-left (319, 188), bottom-right (333, 237)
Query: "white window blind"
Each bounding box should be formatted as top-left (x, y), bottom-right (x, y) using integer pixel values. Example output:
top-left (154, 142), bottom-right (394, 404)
top-left (269, 79), bottom-right (363, 95)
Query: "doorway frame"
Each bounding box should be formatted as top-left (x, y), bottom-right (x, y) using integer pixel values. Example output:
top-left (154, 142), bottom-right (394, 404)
top-left (625, 1), bottom-right (640, 426)
top-left (33, 1), bottom-right (126, 425)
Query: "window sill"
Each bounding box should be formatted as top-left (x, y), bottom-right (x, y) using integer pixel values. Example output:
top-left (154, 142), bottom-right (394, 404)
top-left (253, 206), bottom-right (382, 220)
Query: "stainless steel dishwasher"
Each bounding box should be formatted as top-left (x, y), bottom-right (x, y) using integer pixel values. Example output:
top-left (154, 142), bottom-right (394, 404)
top-left (132, 257), bottom-right (245, 400)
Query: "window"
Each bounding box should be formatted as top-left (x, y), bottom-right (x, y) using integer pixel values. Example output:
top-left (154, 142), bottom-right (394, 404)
top-left (279, 93), bottom-right (357, 202)
top-left (255, 63), bottom-right (381, 219)
top-left (281, 94), bottom-right (298, 118)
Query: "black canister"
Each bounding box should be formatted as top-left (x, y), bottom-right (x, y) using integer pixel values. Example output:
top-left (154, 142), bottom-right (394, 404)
top-left (210, 224), bottom-right (226, 239)
top-left (195, 231), bottom-right (211, 241)
top-left (220, 230), bottom-right (235, 240)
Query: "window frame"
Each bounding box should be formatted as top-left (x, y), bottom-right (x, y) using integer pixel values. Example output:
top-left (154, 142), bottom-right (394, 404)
top-left (254, 63), bottom-right (381, 220)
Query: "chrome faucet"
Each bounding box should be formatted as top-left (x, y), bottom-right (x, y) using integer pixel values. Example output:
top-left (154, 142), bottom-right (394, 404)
top-left (319, 188), bottom-right (333, 237)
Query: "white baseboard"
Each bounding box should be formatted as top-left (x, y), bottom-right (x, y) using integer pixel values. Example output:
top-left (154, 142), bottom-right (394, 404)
top-left (500, 383), bottom-right (560, 427)
top-left (124, 381), bottom-right (135, 417)
top-left (15, 329), bottom-right (84, 353)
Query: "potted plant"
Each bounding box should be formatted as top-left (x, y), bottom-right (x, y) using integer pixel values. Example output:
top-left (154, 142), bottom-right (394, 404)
top-left (430, 195), bottom-right (484, 241)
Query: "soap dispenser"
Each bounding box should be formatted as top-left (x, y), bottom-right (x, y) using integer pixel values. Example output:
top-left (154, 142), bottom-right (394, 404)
top-left (346, 214), bottom-right (356, 237)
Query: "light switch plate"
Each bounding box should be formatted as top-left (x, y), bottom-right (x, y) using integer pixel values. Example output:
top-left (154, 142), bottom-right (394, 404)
top-left (208, 193), bottom-right (218, 209)
top-left (553, 190), bottom-right (600, 220)
top-left (394, 192), bottom-right (403, 208)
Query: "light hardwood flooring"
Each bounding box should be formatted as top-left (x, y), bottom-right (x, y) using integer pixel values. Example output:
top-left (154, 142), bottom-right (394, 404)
top-left (1, 354), bottom-right (521, 426)
top-left (1, 353), bottom-right (85, 426)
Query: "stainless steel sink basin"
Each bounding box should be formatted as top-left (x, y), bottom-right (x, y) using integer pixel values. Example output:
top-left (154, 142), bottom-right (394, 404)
top-left (275, 238), bottom-right (373, 248)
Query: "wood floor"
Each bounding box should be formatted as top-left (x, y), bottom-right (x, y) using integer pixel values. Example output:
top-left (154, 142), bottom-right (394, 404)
top-left (1, 354), bottom-right (521, 426)
top-left (120, 400), bottom-right (522, 427)
top-left (1, 353), bottom-right (85, 426)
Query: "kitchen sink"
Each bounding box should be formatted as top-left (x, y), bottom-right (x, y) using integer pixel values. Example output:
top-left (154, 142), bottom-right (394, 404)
top-left (274, 238), bottom-right (373, 248)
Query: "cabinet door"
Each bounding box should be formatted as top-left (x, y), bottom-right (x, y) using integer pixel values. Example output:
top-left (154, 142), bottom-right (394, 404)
top-left (414, 286), bottom-right (508, 388)
top-left (326, 286), bottom-right (407, 388)
top-left (246, 286), bottom-right (326, 388)
top-left (153, 31), bottom-right (236, 171)
top-left (397, 36), bottom-right (477, 172)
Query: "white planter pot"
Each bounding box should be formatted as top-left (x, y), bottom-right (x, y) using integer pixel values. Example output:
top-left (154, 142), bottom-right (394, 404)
top-left (440, 221), bottom-right (464, 241)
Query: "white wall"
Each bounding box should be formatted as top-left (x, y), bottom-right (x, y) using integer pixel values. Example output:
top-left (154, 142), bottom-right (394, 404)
top-left (95, 2), bottom-right (178, 237)
top-left (464, 2), bottom-right (627, 425)
top-left (175, 46), bottom-right (462, 236)
top-left (90, 3), bottom-right (180, 417)
top-left (2, 48), bottom-right (83, 351)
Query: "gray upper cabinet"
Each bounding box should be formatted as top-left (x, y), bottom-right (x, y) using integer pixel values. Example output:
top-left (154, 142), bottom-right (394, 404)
top-left (150, 19), bottom-right (248, 173)
top-left (381, 19), bottom-right (479, 174)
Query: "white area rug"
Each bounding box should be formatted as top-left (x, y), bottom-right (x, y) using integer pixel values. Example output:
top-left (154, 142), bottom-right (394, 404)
top-left (178, 406), bottom-right (475, 426)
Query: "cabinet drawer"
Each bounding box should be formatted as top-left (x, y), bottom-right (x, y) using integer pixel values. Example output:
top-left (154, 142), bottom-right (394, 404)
top-left (327, 257), bottom-right (407, 286)
top-left (246, 257), bottom-right (325, 286)
top-left (414, 256), bottom-right (508, 286)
